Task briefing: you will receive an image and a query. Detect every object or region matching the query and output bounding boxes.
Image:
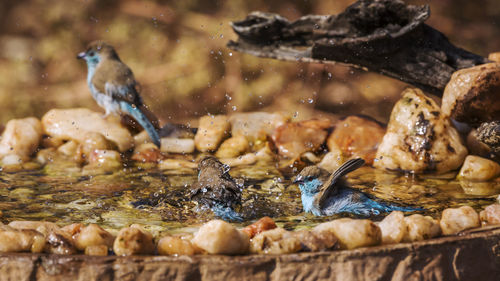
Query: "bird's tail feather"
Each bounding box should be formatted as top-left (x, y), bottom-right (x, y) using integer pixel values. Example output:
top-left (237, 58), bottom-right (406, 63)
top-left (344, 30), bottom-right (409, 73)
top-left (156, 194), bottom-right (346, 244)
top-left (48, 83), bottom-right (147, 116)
top-left (120, 102), bottom-right (161, 147)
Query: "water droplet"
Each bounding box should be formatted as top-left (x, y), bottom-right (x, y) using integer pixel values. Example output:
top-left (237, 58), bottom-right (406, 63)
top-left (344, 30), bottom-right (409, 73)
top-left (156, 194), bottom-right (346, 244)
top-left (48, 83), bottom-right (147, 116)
top-left (232, 105), bottom-right (237, 111)
top-left (307, 98), bottom-right (314, 104)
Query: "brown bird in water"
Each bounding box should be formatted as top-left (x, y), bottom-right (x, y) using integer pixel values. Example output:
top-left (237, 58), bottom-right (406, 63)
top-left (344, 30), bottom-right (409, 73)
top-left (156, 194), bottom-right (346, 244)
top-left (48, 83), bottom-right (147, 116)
top-left (190, 156), bottom-right (243, 221)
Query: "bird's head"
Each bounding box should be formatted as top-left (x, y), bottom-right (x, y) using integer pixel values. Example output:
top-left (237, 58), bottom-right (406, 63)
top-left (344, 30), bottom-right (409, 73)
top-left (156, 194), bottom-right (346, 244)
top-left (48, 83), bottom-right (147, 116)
top-left (197, 156), bottom-right (230, 177)
top-left (292, 165), bottom-right (329, 196)
top-left (77, 41), bottom-right (120, 67)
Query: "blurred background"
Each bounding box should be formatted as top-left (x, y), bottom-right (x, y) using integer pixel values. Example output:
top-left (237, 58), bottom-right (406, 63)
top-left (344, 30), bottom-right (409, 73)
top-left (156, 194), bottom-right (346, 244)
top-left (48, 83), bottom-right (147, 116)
top-left (0, 0), bottom-right (499, 125)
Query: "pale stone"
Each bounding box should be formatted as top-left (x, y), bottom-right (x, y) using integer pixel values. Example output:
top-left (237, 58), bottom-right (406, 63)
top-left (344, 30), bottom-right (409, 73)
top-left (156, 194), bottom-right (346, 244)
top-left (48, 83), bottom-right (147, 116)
top-left (402, 214), bottom-right (441, 242)
top-left (378, 211), bottom-right (406, 244)
top-left (57, 140), bottom-right (79, 156)
top-left (0, 225), bottom-right (45, 253)
top-left (250, 228), bottom-right (301, 254)
top-left (84, 244), bottom-right (108, 256)
top-left (220, 152), bottom-right (257, 167)
top-left (441, 63), bottom-right (500, 126)
top-left (82, 150), bottom-right (122, 175)
top-left (42, 108), bottom-right (133, 152)
top-left (314, 218), bottom-right (381, 250)
top-left (157, 235), bottom-right (199, 255)
top-left (45, 231), bottom-right (77, 255)
top-left (272, 119), bottom-right (331, 159)
top-left (327, 116), bottom-right (385, 165)
top-left (113, 225), bottom-right (155, 256)
top-left (479, 204), bottom-right (500, 225)
top-left (161, 138), bottom-right (195, 154)
top-left (9, 220), bottom-right (61, 237)
top-left (69, 224), bottom-right (115, 251)
top-left (194, 115), bottom-right (230, 152)
top-left (215, 135), bottom-right (249, 158)
top-left (458, 155), bottom-right (500, 181)
top-left (440, 206), bottom-right (480, 235)
top-left (192, 220), bottom-right (249, 255)
top-left (229, 112), bottom-right (287, 143)
top-left (132, 143), bottom-right (164, 163)
top-left (0, 117), bottom-right (42, 161)
top-left (375, 88), bottom-right (467, 173)
top-left (318, 149), bottom-right (344, 173)
top-left (158, 158), bottom-right (197, 170)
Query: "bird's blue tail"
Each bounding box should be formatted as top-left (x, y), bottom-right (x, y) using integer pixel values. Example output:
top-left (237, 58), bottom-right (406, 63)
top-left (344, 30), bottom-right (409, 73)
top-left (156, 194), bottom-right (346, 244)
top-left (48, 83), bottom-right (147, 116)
top-left (120, 102), bottom-right (161, 147)
top-left (366, 197), bottom-right (423, 215)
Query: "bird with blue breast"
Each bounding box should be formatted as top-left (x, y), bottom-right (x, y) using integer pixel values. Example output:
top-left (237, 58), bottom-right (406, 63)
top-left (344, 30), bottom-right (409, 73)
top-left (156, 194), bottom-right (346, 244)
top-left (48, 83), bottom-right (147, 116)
top-left (293, 158), bottom-right (422, 216)
top-left (77, 41), bottom-right (161, 147)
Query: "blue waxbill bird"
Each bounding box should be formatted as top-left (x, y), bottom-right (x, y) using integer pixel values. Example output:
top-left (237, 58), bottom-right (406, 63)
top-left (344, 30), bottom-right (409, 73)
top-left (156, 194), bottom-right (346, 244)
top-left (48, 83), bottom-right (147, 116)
top-left (77, 41), bottom-right (161, 147)
top-left (293, 158), bottom-right (421, 216)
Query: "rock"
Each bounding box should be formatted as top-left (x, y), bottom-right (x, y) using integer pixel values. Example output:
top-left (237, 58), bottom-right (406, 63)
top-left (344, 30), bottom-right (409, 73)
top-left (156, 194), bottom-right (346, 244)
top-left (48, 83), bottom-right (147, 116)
top-left (327, 116), bottom-right (385, 165)
top-left (242, 217), bottom-right (277, 239)
top-left (132, 143), bottom-right (165, 163)
top-left (161, 138), bottom-right (195, 154)
top-left (378, 211), bottom-right (405, 244)
top-left (82, 150), bottom-right (122, 175)
top-left (158, 158), bottom-right (197, 170)
top-left (229, 112), bottom-right (287, 143)
top-left (42, 108), bottom-right (133, 152)
top-left (374, 88), bottom-right (467, 173)
top-left (402, 214), bottom-right (441, 242)
top-left (458, 155), bottom-right (500, 181)
top-left (489, 52), bottom-right (500, 62)
top-left (271, 119), bottom-right (332, 159)
top-left (249, 228), bottom-right (301, 254)
top-left (57, 140), bottom-right (79, 157)
top-left (215, 136), bottom-right (249, 158)
top-left (291, 229), bottom-right (338, 252)
top-left (0, 225), bottom-right (45, 253)
top-left (476, 121), bottom-right (500, 156)
top-left (440, 206), bottom-right (480, 235)
top-left (317, 145), bottom-right (345, 173)
top-left (45, 231), bottom-right (77, 255)
top-left (84, 244), bottom-right (108, 256)
top-left (441, 63), bottom-right (500, 127)
top-left (220, 152), bottom-right (258, 167)
top-left (76, 132), bottom-right (112, 160)
top-left (479, 204), bottom-right (500, 225)
top-left (157, 235), bottom-right (200, 255)
top-left (62, 224), bottom-right (114, 251)
top-left (313, 218), bottom-right (381, 250)
top-left (192, 220), bottom-right (249, 255)
top-left (466, 129), bottom-right (492, 158)
top-left (9, 221), bottom-right (61, 237)
top-left (113, 225), bottom-right (155, 256)
top-left (194, 115), bottom-right (230, 152)
top-left (0, 117), bottom-right (42, 161)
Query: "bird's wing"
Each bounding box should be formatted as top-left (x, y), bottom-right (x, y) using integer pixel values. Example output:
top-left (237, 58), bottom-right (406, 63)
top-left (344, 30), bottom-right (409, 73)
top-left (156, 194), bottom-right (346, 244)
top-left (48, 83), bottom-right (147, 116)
top-left (92, 60), bottom-right (143, 105)
top-left (316, 158), bottom-right (365, 209)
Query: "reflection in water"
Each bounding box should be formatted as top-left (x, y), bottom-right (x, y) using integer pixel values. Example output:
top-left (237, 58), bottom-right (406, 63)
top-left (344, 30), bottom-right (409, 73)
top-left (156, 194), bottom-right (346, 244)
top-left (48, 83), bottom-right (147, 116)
top-left (0, 160), bottom-right (498, 233)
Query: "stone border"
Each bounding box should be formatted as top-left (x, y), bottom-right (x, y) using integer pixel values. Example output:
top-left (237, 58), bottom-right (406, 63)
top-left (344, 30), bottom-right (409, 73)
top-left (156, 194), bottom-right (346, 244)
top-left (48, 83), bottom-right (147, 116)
top-left (1, 227), bottom-right (499, 281)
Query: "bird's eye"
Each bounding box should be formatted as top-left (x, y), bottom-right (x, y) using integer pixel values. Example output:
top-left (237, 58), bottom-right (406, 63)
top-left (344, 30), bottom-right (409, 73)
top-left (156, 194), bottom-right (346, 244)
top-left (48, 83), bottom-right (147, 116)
top-left (88, 51), bottom-right (95, 57)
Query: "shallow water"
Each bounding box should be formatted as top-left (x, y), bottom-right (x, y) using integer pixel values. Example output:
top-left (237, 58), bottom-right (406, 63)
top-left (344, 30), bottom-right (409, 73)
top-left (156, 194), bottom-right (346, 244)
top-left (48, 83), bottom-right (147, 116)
top-left (1, 157), bottom-right (499, 233)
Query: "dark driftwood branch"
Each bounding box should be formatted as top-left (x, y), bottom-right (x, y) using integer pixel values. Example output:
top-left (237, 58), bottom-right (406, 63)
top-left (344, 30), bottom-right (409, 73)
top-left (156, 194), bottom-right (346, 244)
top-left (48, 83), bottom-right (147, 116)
top-left (227, 0), bottom-right (488, 95)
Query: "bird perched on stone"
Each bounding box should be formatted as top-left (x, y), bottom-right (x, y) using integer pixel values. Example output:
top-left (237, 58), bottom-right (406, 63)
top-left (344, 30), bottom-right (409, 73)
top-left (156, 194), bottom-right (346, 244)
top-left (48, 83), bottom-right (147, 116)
top-left (293, 158), bottom-right (421, 216)
top-left (190, 156), bottom-right (243, 221)
top-left (77, 41), bottom-right (161, 147)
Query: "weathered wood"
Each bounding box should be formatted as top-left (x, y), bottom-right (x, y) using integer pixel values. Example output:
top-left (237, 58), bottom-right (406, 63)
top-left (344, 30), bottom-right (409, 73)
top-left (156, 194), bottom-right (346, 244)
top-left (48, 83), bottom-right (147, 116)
top-left (1, 226), bottom-right (499, 281)
top-left (227, 0), bottom-right (488, 95)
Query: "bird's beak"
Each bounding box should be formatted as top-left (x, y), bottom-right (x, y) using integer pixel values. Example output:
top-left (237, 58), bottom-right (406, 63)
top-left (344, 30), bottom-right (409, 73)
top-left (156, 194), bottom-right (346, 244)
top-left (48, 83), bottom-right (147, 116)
top-left (292, 175), bottom-right (303, 184)
top-left (76, 52), bottom-right (86, 59)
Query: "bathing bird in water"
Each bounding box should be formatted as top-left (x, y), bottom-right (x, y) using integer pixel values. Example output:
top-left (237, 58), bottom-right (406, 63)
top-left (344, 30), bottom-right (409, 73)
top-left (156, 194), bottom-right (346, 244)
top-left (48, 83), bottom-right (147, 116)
top-left (293, 158), bottom-right (421, 216)
top-left (77, 41), bottom-right (161, 147)
top-left (190, 156), bottom-right (243, 221)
